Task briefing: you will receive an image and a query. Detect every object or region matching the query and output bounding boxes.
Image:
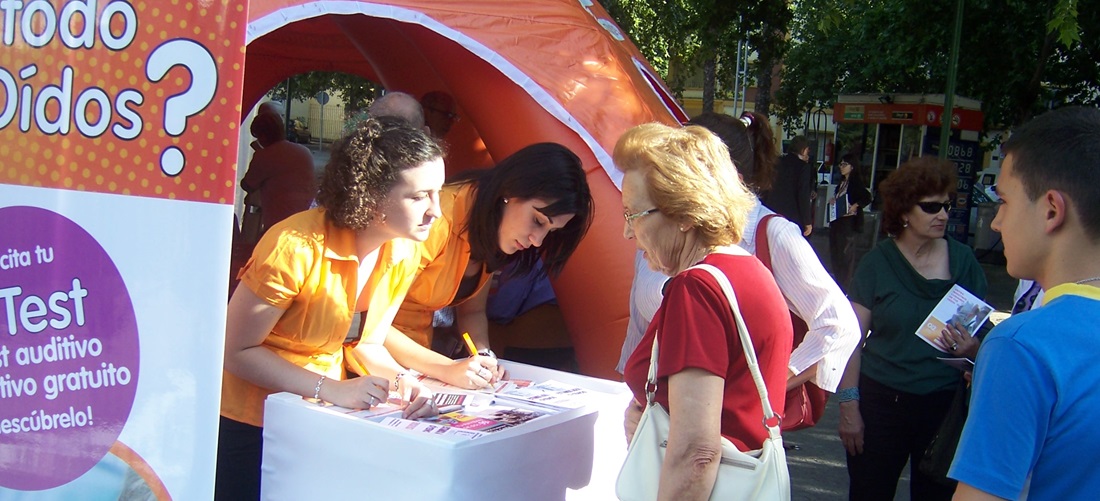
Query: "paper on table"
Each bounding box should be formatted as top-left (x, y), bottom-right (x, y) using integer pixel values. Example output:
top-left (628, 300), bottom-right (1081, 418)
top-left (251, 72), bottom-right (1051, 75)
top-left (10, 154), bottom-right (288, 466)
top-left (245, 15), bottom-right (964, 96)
top-left (495, 380), bottom-right (589, 410)
top-left (915, 284), bottom-right (993, 353)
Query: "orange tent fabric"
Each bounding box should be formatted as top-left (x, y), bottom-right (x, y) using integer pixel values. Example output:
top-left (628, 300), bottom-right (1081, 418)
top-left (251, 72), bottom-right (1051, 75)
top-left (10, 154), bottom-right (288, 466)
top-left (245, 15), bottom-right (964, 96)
top-left (244, 0), bottom-right (687, 379)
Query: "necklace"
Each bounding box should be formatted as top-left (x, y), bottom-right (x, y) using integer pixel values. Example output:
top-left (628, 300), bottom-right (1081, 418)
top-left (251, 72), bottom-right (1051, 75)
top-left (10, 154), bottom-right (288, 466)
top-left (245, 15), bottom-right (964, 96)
top-left (1076, 277), bottom-right (1100, 285)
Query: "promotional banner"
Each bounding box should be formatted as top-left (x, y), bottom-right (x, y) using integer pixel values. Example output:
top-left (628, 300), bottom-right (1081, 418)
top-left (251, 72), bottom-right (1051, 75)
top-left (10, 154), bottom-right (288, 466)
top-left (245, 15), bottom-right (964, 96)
top-left (1, 1), bottom-right (247, 499)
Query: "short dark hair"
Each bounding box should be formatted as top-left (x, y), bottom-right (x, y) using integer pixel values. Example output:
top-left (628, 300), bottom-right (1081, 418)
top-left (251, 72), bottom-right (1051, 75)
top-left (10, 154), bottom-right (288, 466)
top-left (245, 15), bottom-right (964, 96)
top-left (316, 116), bottom-right (442, 229)
top-left (1003, 106), bottom-right (1100, 240)
top-left (456, 143), bottom-right (594, 277)
top-left (687, 111), bottom-right (777, 193)
top-left (878, 156), bottom-right (957, 236)
top-left (788, 135), bottom-right (810, 156)
top-left (250, 111), bottom-right (285, 145)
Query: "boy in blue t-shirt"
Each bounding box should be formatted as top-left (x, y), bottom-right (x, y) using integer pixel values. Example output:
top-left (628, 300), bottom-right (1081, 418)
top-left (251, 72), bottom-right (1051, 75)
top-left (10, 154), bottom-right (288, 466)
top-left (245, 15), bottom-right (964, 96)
top-left (949, 106), bottom-right (1100, 500)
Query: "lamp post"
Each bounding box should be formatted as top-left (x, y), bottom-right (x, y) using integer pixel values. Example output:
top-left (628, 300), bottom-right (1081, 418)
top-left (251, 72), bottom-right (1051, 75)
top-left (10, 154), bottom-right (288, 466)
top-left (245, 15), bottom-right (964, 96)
top-left (938, 0), bottom-right (965, 158)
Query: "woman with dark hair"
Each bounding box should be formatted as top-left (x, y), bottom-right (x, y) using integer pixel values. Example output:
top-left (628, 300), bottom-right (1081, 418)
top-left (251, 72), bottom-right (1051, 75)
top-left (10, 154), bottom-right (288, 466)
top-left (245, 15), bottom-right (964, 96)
top-left (836, 156), bottom-right (987, 500)
top-left (391, 142), bottom-right (594, 383)
top-left (827, 153), bottom-right (872, 291)
top-left (618, 113), bottom-right (860, 415)
top-left (218, 117), bottom-right (493, 501)
top-left (687, 111), bottom-right (777, 193)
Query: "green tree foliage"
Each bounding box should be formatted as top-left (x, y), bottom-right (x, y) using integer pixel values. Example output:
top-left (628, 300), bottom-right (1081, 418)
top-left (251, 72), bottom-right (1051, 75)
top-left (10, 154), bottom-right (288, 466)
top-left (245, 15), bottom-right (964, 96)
top-left (267, 72), bottom-right (380, 113)
top-left (777, 0), bottom-right (1096, 131)
top-left (602, 0), bottom-right (791, 114)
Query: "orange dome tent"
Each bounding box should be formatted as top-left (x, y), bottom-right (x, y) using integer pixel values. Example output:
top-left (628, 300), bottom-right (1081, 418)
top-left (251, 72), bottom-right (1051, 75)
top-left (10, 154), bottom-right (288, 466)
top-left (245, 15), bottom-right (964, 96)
top-left (243, 0), bottom-right (687, 379)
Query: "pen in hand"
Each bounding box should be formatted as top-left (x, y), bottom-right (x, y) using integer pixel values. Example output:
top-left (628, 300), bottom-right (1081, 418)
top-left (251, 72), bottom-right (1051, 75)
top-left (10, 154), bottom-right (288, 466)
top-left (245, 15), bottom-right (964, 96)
top-left (436, 404), bottom-right (464, 415)
top-left (462, 332), bottom-right (479, 357)
top-left (461, 332), bottom-right (495, 388)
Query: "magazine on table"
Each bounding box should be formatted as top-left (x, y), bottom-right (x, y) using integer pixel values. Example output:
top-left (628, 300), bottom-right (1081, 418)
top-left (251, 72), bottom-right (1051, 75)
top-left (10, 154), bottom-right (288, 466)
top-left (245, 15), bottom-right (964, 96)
top-left (494, 379), bottom-right (590, 410)
top-left (324, 376), bottom-right (579, 440)
top-left (915, 284), bottom-right (993, 353)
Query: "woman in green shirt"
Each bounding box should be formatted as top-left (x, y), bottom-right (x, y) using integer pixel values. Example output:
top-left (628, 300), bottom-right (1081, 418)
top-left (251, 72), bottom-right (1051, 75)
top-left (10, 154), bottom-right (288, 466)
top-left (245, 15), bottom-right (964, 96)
top-left (836, 157), bottom-right (987, 500)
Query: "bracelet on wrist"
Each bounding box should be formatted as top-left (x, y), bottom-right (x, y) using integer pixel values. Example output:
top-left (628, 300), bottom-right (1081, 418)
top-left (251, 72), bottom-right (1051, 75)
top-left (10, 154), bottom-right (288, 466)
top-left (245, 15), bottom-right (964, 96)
top-left (836, 386), bottom-right (860, 403)
top-left (313, 375), bottom-right (327, 401)
top-left (393, 371), bottom-right (409, 392)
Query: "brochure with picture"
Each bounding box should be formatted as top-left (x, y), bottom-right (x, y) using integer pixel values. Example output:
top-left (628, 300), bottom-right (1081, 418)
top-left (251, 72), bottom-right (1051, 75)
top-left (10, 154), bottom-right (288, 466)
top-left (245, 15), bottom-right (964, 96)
top-left (427, 404), bottom-right (547, 433)
top-left (915, 284), bottom-right (993, 353)
top-left (376, 416), bottom-right (487, 440)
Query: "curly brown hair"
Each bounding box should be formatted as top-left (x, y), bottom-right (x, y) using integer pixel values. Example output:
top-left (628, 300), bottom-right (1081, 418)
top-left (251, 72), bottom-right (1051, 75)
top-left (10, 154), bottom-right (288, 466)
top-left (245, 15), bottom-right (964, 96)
top-left (878, 156), bottom-right (957, 236)
top-left (316, 116), bottom-right (443, 229)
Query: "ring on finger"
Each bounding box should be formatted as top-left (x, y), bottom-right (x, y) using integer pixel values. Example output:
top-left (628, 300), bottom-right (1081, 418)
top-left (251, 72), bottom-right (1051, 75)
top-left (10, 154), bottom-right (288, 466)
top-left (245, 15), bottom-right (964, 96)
top-left (951, 342), bottom-right (959, 351)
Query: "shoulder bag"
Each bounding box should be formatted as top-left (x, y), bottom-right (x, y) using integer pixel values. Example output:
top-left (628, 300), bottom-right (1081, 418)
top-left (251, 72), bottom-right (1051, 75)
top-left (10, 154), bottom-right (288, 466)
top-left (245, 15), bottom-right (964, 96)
top-left (615, 264), bottom-right (791, 501)
top-left (757, 214), bottom-right (830, 432)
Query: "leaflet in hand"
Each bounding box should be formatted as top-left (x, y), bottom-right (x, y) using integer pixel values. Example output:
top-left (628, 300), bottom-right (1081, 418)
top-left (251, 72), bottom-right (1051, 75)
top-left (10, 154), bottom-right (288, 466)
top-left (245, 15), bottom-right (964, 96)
top-left (915, 284), bottom-right (993, 353)
top-left (937, 357), bottom-right (976, 372)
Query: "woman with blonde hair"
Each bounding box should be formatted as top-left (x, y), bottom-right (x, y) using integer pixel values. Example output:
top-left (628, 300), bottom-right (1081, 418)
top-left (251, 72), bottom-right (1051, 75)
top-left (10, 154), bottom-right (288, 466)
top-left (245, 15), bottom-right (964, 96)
top-left (616, 123), bottom-right (792, 499)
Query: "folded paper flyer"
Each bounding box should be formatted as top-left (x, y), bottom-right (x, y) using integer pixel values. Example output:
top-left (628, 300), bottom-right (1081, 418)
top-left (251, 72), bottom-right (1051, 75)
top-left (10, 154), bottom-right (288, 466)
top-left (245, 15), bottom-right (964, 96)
top-left (915, 284), bottom-right (993, 353)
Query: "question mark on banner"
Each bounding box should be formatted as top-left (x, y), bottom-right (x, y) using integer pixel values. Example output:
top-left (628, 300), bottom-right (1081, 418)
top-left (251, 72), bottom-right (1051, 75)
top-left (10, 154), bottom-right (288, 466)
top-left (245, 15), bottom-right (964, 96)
top-left (146, 39), bottom-right (218, 176)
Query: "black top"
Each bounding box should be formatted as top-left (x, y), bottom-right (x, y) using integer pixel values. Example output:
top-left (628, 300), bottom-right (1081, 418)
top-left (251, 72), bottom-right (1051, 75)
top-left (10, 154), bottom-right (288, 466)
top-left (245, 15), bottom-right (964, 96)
top-left (763, 153), bottom-right (815, 228)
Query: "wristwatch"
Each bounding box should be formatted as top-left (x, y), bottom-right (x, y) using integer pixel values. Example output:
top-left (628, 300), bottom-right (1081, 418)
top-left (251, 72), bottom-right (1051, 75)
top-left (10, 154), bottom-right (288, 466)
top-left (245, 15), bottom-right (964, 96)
top-left (477, 349), bottom-right (497, 359)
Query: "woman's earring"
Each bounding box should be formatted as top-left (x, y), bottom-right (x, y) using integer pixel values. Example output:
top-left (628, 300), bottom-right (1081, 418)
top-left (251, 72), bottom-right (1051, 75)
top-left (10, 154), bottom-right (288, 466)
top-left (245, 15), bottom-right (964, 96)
top-left (902, 219), bottom-right (909, 228)
top-left (503, 198), bottom-right (510, 204)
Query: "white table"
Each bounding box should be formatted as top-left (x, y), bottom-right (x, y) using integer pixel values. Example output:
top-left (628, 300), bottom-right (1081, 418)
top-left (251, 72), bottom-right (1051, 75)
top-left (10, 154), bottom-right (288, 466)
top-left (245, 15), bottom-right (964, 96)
top-left (261, 361), bottom-right (632, 500)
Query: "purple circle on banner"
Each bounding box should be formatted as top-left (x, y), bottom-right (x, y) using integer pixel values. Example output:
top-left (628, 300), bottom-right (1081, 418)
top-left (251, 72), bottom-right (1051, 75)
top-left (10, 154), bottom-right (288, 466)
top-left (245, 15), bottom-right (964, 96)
top-left (0, 206), bottom-right (140, 490)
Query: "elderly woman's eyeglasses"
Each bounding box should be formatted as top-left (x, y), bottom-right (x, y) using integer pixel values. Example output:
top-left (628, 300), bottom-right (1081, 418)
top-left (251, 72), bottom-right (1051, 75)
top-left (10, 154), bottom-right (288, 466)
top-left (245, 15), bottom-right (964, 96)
top-left (916, 201), bottom-right (952, 214)
top-left (624, 207), bottom-right (659, 224)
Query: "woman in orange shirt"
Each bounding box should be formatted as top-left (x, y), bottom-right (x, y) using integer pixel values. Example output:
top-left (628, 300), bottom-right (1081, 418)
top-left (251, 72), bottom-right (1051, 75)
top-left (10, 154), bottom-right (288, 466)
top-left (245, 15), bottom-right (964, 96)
top-left (217, 117), bottom-right (500, 501)
top-left (392, 143), bottom-right (594, 369)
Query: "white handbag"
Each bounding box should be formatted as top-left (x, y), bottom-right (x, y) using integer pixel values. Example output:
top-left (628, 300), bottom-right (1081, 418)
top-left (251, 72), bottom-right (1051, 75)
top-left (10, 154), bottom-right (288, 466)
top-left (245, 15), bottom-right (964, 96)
top-left (615, 264), bottom-right (791, 501)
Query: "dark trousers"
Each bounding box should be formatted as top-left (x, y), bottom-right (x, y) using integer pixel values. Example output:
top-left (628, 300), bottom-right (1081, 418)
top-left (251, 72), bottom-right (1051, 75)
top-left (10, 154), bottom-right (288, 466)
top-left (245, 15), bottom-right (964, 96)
top-left (846, 376), bottom-right (956, 501)
top-left (215, 416), bottom-right (263, 501)
top-left (828, 215), bottom-right (860, 291)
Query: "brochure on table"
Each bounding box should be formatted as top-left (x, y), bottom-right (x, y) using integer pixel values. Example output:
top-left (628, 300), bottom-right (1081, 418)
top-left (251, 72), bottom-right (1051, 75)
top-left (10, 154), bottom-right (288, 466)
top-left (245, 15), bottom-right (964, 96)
top-left (915, 284), bottom-right (993, 353)
top-left (261, 362), bottom-right (633, 501)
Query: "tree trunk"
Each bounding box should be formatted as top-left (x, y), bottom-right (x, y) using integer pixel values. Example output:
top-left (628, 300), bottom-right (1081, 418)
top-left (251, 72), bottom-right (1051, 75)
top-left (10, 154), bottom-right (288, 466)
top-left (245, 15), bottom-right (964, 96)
top-left (1015, 28), bottom-right (1057, 125)
top-left (755, 55), bottom-right (776, 116)
top-left (702, 55), bottom-right (717, 113)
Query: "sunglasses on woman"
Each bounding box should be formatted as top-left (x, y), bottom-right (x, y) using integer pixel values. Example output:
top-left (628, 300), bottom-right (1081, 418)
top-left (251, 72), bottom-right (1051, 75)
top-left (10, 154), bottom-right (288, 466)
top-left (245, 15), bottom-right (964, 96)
top-left (916, 201), bottom-right (952, 214)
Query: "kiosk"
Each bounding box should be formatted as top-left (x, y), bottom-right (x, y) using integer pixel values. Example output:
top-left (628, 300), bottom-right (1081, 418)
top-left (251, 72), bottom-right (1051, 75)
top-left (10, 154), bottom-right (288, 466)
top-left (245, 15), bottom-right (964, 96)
top-left (832, 94), bottom-right (984, 243)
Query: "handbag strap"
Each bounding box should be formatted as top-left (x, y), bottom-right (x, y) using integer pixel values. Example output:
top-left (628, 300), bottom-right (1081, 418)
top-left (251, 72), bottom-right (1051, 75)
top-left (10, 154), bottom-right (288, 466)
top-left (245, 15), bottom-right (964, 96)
top-left (689, 263), bottom-right (782, 434)
top-left (645, 330), bottom-right (659, 405)
top-left (755, 214), bottom-right (777, 270)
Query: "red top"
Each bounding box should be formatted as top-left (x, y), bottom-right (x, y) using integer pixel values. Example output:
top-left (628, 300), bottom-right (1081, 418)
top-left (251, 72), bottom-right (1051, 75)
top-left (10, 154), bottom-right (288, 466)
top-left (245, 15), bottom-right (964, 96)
top-left (624, 253), bottom-right (793, 450)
